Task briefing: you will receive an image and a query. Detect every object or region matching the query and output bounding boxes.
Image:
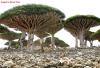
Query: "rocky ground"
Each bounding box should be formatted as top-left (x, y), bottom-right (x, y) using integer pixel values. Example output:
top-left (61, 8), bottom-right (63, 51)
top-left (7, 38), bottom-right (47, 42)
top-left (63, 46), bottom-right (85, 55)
top-left (0, 47), bottom-right (100, 68)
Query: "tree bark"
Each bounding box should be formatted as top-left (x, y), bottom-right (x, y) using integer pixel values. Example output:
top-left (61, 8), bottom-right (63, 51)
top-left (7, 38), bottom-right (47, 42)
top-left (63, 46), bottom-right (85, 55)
top-left (8, 41), bottom-right (12, 46)
top-left (27, 33), bottom-right (34, 47)
top-left (51, 34), bottom-right (55, 46)
top-left (51, 34), bottom-right (56, 50)
top-left (79, 31), bottom-right (85, 48)
top-left (40, 38), bottom-right (44, 52)
top-left (84, 40), bottom-right (87, 47)
top-left (90, 41), bottom-right (93, 47)
top-left (19, 32), bottom-right (26, 50)
top-left (75, 37), bottom-right (78, 48)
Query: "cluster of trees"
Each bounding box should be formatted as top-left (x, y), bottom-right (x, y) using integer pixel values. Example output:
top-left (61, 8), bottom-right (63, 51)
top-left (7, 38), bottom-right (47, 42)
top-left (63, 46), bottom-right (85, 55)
top-left (64, 15), bottom-right (100, 48)
top-left (0, 4), bottom-right (100, 51)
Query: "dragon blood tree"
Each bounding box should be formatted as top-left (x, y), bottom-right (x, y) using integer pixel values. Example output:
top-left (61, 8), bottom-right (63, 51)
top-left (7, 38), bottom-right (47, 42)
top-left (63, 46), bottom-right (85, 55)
top-left (0, 4), bottom-right (65, 49)
top-left (64, 15), bottom-right (100, 48)
top-left (92, 29), bottom-right (100, 42)
top-left (34, 30), bottom-right (49, 52)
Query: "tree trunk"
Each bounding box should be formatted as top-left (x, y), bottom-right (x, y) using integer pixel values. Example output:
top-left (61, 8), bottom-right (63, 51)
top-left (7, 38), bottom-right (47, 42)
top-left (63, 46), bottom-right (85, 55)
top-left (79, 31), bottom-right (85, 48)
top-left (90, 41), bottom-right (93, 47)
top-left (75, 37), bottom-right (78, 48)
top-left (27, 33), bottom-right (34, 47)
top-left (19, 32), bottom-right (26, 50)
top-left (84, 40), bottom-right (87, 47)
top-left (51, 34), bottom-right (56, 50)
top-left (51, 34), bottom-right (55, 46)
top-left (7, 40), bottom-right (12, 50)
top-left (40, 38), bottom-right (44, 52)
top-left (8, 41), bottom-right (12, 46)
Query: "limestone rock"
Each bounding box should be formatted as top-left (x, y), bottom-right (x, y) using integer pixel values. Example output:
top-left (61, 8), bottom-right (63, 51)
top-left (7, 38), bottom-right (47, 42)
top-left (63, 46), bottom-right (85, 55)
top-left (3, 60), bottom-right (15, 67)
top-left (96, 64), bottom-right (100, 68)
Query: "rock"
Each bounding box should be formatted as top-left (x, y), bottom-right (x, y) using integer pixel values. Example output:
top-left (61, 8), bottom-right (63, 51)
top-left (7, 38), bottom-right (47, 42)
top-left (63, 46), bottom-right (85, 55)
top-left (73, 64), bottom-right (84, 68)
top-left (0, 57), bottom-right (5, 62)
top-left (3, 60), bottom-right (15, 67)
top-left (76, 57), bottom-right (83, 61)
top-left (85, 60), bottom-right (94, 66)
top-left (13, 65), bottom-right (22, 68)
top-left (96, 64), bottom-right (100, 68)
top-left (59, 57), bottom-right (70, 64)
top-left (84, 66), bottom-right (92, 68)
top-left (77, 52), bottom-right (83, 56)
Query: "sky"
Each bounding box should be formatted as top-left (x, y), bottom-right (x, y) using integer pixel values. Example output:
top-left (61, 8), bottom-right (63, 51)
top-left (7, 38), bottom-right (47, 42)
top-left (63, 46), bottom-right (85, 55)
top-left (0, 0), bottom-right (100, 48)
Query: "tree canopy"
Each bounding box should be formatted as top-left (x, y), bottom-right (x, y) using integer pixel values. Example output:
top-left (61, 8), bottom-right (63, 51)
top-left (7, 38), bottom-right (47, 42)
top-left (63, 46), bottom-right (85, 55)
top-left (92, 29), bottom-right (100, 41)
top-left (0, 4), bottom-right (65, 19)
top-left (64, 15), bottom-right (100, 48)
top-left (0, 25), bottom-right (9, 33)
top-left (34, 37), bottom-right (69, 47)
top-left (0, 31), bottom-right (21, 41)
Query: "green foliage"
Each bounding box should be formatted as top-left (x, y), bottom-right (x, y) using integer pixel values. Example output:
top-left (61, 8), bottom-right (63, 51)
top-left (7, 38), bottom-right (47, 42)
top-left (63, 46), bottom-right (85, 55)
top-left (45, 23), bottom-right (63, 35)
top-left (0, 31), bottom-right (20, 35)
top-left (46, 37), bottom-right (69, 47)
top-left (0, 31), bottom-right (21, 40)
top-left (94, 29), bottom-right (100, 35)
top-left (92, 29), bottom-right (100, 41)
top-left (0, 4), bottom-right (65, 19)
top-left (0, 25), bottom-right (7, 30)
top-left (34, 37), bottom-right (69, 47)
top-left (0, 31), bottom-right (21, 39)
top-left (85, 31), bottom-right (94, 41)
top-left (5, 41), bottom-right (16, 45)
top-left (66, 15), bottom-right (100, 23)
top-left (64, 15), bottom-right (100, 39)
top-left (5, 41), bottom-right (19, 48)
top-left (65, 15), bottom-right (100, 28)
top-left (0, 25), bottom-right (9, 33)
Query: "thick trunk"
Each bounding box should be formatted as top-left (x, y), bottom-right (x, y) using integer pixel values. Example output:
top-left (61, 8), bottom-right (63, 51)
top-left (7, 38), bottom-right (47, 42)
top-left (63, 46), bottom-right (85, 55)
top-left (8, 41), bottom-right (12, 47)
top-left (75, 37), bottom-right (78, 48)
top-left (40, 38), bottom-right (44, 52)
top-left (79, 31), bottom-right (85, 48)
top-left (19, 32), bottom-right (26, 50)
top-left (90, 41), bottom-right (93, 47)
top-left (27, 33), bottom-right (34, 47)
top-left (84, 40), bottom-right (87, 47)
top-left (8, 41), bottom-right (12, 50)
top-left (51, 34), bottom-right (55, 46)
top-left (51, 34), bottom-right (56, 50)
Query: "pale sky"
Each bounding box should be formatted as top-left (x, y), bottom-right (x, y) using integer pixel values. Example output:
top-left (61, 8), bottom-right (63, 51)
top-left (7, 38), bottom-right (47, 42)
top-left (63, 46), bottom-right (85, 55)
top-left (0, 0), bottom-right (100, 48)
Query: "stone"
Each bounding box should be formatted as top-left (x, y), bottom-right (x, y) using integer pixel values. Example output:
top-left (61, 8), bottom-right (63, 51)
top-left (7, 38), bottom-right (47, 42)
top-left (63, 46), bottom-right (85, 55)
top-left (73, 64), bottom-right (84, 68)
top-left (59, 57), bottom-right (70, 64)
top-left (3, 60), bottom-right (15, 67)
top-left (76, 57), bottom-right (83, 61)
top-left (84, 66), bottom-right (92, 68)
top-left (77, 52), bottom-right (83, 55)
top-left (96, 64), bottom-right (100, 68)
top-left (0, 57), bottom-right (5, 62)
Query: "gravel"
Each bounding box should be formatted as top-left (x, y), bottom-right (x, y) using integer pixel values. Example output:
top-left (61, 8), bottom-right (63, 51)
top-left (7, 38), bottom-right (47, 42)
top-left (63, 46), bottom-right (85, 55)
top-left (0, 47), bottom-right (100, 68)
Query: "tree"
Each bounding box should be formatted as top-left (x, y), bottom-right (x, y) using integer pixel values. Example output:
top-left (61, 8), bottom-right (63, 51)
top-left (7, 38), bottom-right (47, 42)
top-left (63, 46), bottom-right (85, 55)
top-left (84, 31), bottom-right (94, 47)
top-left (0, 4), bottom-right (65, 48)
top-left (34, 30), bottom-right (49, 52)
top-left (0, 31), bottom-right (21, 46)
top-left (64, 15), bottom-right (100, 48)
top-left (92, 29), bottom-right (100, 42)
top-left (0, 25), bottom-right (21, 46)
top-left (34, 37), bottom-right (69, 47)
top-left (45, 22), bottom-right (63, 48)
top-left (0, 25), bottom-right (9, 33)
top-left (64, 22), bottom-right (79, 48)
top-left (45, 37), bottom-right (69, 47)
